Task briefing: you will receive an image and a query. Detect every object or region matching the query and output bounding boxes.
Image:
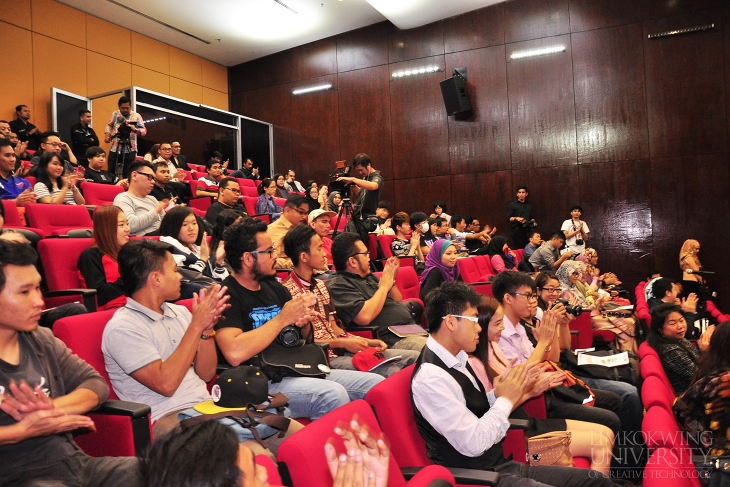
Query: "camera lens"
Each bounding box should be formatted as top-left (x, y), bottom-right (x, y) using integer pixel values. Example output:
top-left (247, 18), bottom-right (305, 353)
top-left (278, 325), bottom-right (301, 347)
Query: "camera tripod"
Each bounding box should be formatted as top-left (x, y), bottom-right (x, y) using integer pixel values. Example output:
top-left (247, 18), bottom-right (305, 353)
top-left (332, 197), bottom-right (353, 239)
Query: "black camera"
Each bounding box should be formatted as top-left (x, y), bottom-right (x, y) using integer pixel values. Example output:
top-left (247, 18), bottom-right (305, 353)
top-left (327, 161), bottom-right (352, 199)
top-left (551, 298), bottom-right (583, 317)
top-left (278, 325), bottom-right (304, 347)
top-left (575, 238), bottom-right (584, 246)
top-left (521, 219), bottom-right (538, 229)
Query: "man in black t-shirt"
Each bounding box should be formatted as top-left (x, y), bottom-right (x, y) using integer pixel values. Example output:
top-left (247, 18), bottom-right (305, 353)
top-left (204, 177), bottom-right (247, 226)
top-left (83, 147), bottom-right (128, 187)
top-left (214, 218), bottom-right (382, 420)
top-left (149, 161), bottom-right (182, 203)
top-left (506, 186), bottom-right (535, 249)
top-left (70, 109), bottom-right (99, 165)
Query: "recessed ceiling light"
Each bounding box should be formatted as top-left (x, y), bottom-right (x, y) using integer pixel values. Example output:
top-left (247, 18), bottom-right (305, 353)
top-left (391, 65), bottom-right (441, 79)
top-left (292, 84), bottom-right (333, 95)
top-left (510, 45), bottom-right (566, 60)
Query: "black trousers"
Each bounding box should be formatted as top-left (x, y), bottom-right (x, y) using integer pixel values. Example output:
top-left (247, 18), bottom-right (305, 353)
top-left (494, 460), bottom-right (612, 487)
top-left (546, 388), bottom-right (622, 435)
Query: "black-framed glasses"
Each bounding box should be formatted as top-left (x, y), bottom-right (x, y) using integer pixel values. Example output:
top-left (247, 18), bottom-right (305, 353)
top-left (249, 246), bottom-right (276, 257)
top-left (509, 292), bottom-right (538, 301)
top-left (540, 287), bottom-right (561, 294)
top-left (225, 187), bottom-right (241, 194)
top-left (135, 171), bottom-right (155, 181)
top-left (292, 208), bottom-right (308, 216)
top-left (349, 251), bottom-right (370, 258)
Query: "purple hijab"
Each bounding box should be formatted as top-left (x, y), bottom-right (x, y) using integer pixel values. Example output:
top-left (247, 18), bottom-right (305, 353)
top-left (419, 239), bottom-right (459, 285)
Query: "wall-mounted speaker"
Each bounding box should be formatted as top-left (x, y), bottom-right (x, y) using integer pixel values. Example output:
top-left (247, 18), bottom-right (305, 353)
top-left (440, 72), bottom-right (471, 116)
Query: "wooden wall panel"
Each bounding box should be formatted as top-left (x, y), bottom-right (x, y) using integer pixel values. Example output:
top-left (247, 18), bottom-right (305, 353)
top-left (170, 47), bottom-right (203, 86)
top-left (450, 171), bottom-right (513, 233)
top-left (388, 21), bottom-right (444, 64)
top-left (640, 0), bottom-right (725, 21)
top-left (86, 14), bottom-right (130, 62)
top-left (644, 11), bottom-right (727, 158)
top-left (132, 65), bottom-right (170, 94)
top-left (573, 24), bottom-right (649, 164)
top-left (202, 88), bottom-right (228, 111)
top-left (504, 0), bottom-right (570, 44)
top-left (241, 84), bottom-right (292, 174)
top-left (202, 59), bottom-right (228, 93)
top-left (290, 75), bottom-right (340, 184)
top-left (335, 22), bottom-right (389, 73)
top-left (0, 0), bottom-right (31, 29)
top-left (291, 37), bottom-right (337, 81)
top-left (131, 32), bottom-right (169, 75)
top-left (568, 0), bottom-right (641, 32)
top-left (31, 0), bottom-right (85, 48)
top-left (511, 166), bottom-right (578, 237)
top-left (578, 161), bottom-right (653, 285)
top-left (170, 77), bottom-right (203, 104)
top-left (87, 52), bottom-right (131, 96)
top-left (229, 50), bottom-right (291, 93)
top-left (443, 3), bottom-right (504, 54)
top-left (338, 65), bottom-right (393, 180)
top-left (445, 46), bottom-right (510, 174)
top-left (389, 56), bottom-right (449, 180)
top-left (392, 176), bottom-right (451, 217)
top-left (0, 22), bottom-right (34, 121)
top-left (506, 35), bottom-right (576, 169)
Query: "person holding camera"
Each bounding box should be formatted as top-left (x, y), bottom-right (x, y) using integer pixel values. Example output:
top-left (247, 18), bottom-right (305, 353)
top-left (104, 95), bottom-right (147, 179)
top-left (214, 218), bottom-right (383, 420)
top-left (338, 153), bottom-right (383, 239)
top-left (561, 205), bottom-right (589, 255)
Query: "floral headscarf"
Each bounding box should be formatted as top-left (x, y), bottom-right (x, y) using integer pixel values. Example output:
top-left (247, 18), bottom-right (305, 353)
top-left (556, 260), bottom-right (589, 307)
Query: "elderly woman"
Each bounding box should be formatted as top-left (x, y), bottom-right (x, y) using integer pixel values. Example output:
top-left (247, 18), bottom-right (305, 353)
top-left (556, 260), bottom-right (636, 352)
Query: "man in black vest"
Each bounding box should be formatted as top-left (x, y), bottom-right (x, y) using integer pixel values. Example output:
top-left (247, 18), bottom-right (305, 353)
top-left (411, 282), bottom-right (611, 487)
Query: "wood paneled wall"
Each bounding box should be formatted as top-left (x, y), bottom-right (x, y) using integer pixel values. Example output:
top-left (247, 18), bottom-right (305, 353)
top-left (229, 0), bottom-right (730, 307)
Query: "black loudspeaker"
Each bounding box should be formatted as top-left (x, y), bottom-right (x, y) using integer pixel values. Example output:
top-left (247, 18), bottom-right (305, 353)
top-left (440, 75), bottom-right (471, 115)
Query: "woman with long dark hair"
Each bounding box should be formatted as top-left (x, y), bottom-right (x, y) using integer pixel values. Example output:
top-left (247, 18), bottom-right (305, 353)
top-left (484, 236), bottom-right (517, 273)
top-left (647, 302), bottom-right (714, 396)
top-left (78, 205), bottom-right (129, 309)
top-left (255, 178), bottom-right (283, 222)
top-left (273, 172), bottom-right (288, 198)
top-left (34, 153), bottom-right (85, 205)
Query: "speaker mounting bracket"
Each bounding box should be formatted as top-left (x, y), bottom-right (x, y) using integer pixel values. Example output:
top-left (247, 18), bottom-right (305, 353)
top-left (452, 67), bottom-right (467, 82)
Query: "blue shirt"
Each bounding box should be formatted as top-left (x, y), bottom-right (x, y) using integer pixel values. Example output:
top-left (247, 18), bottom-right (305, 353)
top-left (0, 174), bottom-right (31, 200)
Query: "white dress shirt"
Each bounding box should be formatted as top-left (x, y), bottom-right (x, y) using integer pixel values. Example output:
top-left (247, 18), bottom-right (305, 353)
top-left (412, 336), bottom-right (514, 457)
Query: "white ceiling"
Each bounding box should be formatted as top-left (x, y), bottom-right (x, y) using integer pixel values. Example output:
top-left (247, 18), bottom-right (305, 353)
top-left (59, 0), bottom-right (503, 66)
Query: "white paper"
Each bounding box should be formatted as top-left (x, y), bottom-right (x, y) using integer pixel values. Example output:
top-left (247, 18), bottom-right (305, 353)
top-left (576, 352), bottom-right (629, 367)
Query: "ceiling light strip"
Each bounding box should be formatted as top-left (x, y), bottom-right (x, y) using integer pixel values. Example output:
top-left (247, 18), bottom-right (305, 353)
top-left (648, 24), bottom-right (714, 39)
top-left (272, 0), bottom-right (298, 14)
top-left (391, 66), bottom-right (441, 79)
top-left (292, 84), bottom-right (333, 95)
top-left (510, 45), bottom-right (566, 60)
top-left (105, 0), bottom-right (211, 44)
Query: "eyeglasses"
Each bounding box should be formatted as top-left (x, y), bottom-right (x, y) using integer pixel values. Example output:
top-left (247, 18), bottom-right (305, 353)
top-left (540, 287), bottom-right (561, 294)
top-left (135, 171), bottom-right (155, 181)
top-left (291, 208), bottom-right (308, 216)
top-left (225, 187), bottom-right (241, 194)
top-left (249, 246), bottom-right (276, 257)
top-left (509, 292), bottom-right (538, 301)
top-left (349, 251), bottom-right (370, 258)
top-left (443, 314), bottom-right (479, 323)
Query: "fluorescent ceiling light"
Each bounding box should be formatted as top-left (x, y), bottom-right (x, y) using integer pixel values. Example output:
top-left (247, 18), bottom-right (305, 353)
top-left (391, 65), bottom-right (441, 78)
top-left (510, 45), bottom-right (566, 60)
top-left (292, 83), bottom-right (333, 95)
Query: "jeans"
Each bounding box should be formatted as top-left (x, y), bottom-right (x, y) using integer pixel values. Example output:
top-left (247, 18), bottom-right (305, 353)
top-left (577, 376), bottom-right (643, 433)
top-left (392, 336), bottom-right (427, 351)
top-left (329, 349), bottom-right (419, 378)
top-left (268, 369), bottom-right (383, 420)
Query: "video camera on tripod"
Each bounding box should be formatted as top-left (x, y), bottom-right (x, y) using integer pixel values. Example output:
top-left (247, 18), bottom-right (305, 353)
top-left (327, 160), bottom-right (352, 198)
top-left (111, 115), bottom-right (135, 143)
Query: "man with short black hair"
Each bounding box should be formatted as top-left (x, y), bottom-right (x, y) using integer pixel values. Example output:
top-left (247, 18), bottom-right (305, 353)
top-left (113, 161), bottom-right (165, 236)
top-left (267, 194), bottom-right (310, 269)
top-left (29, 131), bottom-right (80, 174)
top-left (284, 169), bottom-right (305, 193)
top-left (433, 217), bottom-right (450, 239)
top-left (0, 138), bottom-right (34, 206)
top-left (170, 141), bottom-right (189, 170)
top-left (374, 200), bottom-right (394, 236)
top-left (205, 177), bottom-right (247, 226)
top-left (528, 232), bottom-right (573, 271)
top-left (152, 142), bottom-right (191, 201)
top-left (149, 161), bottom-right (179, 204)
top-left (506, 186), bottom-right (534, 249)
top-left (196, 159), bottom-right (224, 198)
top-left (519, 230), bottom-right (543, 271)
top-left (328, 232), bottom-right (426, 351)
top-left (339, 154), bottom-right (384, 239)
top-left (70, 109), bottom-right (99, 165)
top-left (0, 120), bottom-right (10, 138)
top-left (231, 158), bottom-right (260, 180)
top-left (83, 147), bottom-right (128, 187)
top-left (283, 225), bottom-right (418, 377)
top-left (412, 281), bottom-right (611, 487)
top-left (104, 96), bottom-right (146, 179)
top-left (9, 104), bottom-right (40, 150)
top-left (561, 205), bottom-right (589, 255)
top-left (0, 240), bottom-right (141, 486)
top-left (215, 218), bottom-right (382, 420)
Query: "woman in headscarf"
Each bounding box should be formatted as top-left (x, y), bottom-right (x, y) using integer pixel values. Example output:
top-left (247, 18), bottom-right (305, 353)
top-left (556, 260), bottom-right (636, 352)
top-left (418, 239), bottom-right (459, 302)
top-left (327, 191), bottom-right (342, 213)
top-left (305, 184), bottom-right (320, 212)
top-left (484, 235), bottom-right (517, 273)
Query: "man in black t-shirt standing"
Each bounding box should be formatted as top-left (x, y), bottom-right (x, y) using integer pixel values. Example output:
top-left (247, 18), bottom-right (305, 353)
top-left (338, 153), bottom-right (383, 240)
top-left (70, 109), bottom-right (99, 165)
top-left (506, 186), bottom-right (534, 249)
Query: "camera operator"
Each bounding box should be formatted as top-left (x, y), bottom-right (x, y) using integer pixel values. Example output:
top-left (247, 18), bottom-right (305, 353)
top-left (104, 95), bottom-right (146, 179)
top-left (338, 153), bottom-right (383, 239)
top-left (561, 205), bottom-right (589, 255)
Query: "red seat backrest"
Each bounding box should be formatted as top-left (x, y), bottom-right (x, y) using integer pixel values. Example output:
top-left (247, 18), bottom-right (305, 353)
top-left (513, 248), bottom-right (524, 261)
top-left (2, 199), bottom-right (24, 226)
top-left (273, 197), bottom-right (286, 208)
top-left (568, 312), bottom-right (593, 350)
top-left (474, 255), bottom-right (494, 277)
top-left (395, 266), bottom-right (421, 301)
top-left (456, 257), bottom-right (481, 283)
top-left (54, 309), bottom-right (119, 398)
top-left (254, 179), bottom-right (262, 187)
top-left (377, 235), bottom-right (396, 259)
top-left (37, 238), bottom-right (93, 290)
top-left (25, 204), bottom-right (93, 235)
top-left (367, 234), bottom-right (378, 258)
top-left (241, 186), bottom-right (258, 198)
top-left (81, 182), bottom-right (124, 206)
top-left (236, 178), bottom-right (256, 188)
top-left (242, 196), bottom-right (258, 216)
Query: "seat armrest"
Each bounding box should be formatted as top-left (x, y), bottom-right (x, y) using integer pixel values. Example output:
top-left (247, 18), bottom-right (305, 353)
top-left (508, 418), bottom-right (530, 429)
top-left (344, 325), bottom-right (379, 338)
top-left (94, 400), bottom-right (150, 419)
top-left (400, 467), bottom-right (499, 486)
top-left (43, 289), bottom-right (97, 312)
top-left (570, 330), bottom-right (580, 335)
top-left (314, 342), bottom-right (330, 352)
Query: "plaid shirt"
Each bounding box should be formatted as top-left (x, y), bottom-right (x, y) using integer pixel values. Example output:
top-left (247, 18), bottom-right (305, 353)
top-left (282, 271), bottom-right (355, 359)
top-left (105, 110), bottom-right (146, 153)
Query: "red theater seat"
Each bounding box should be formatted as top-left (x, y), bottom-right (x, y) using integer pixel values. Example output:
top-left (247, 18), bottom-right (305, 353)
top-left (25, 203), bottom-right (93, 236)
top-left (80, 182), bottom-right (124, 206)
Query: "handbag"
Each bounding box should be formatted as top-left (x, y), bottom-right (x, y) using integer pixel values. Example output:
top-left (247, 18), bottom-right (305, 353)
top-left (560, 350), bottom-right (641, 387)
top-left (694, 456), bottom-right (730, 487)
top-left (527, 431), bottom-right (573, 467)
top-left (254, 341), bottom-right (331, 383)
top-left (542, 360), bottom-right (595, 407)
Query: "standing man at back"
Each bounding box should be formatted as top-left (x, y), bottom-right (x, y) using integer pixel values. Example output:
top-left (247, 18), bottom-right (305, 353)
top-left (506, 186), bottom-right (534, 249)
top-left (104, 96), bottom-right (146, 179)
top-left (70, 109), bottom-right (99, 165)
top-left (339, 154), bottom-right (383, 240)
top-left (9, 104), bottom-right (40, 150)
